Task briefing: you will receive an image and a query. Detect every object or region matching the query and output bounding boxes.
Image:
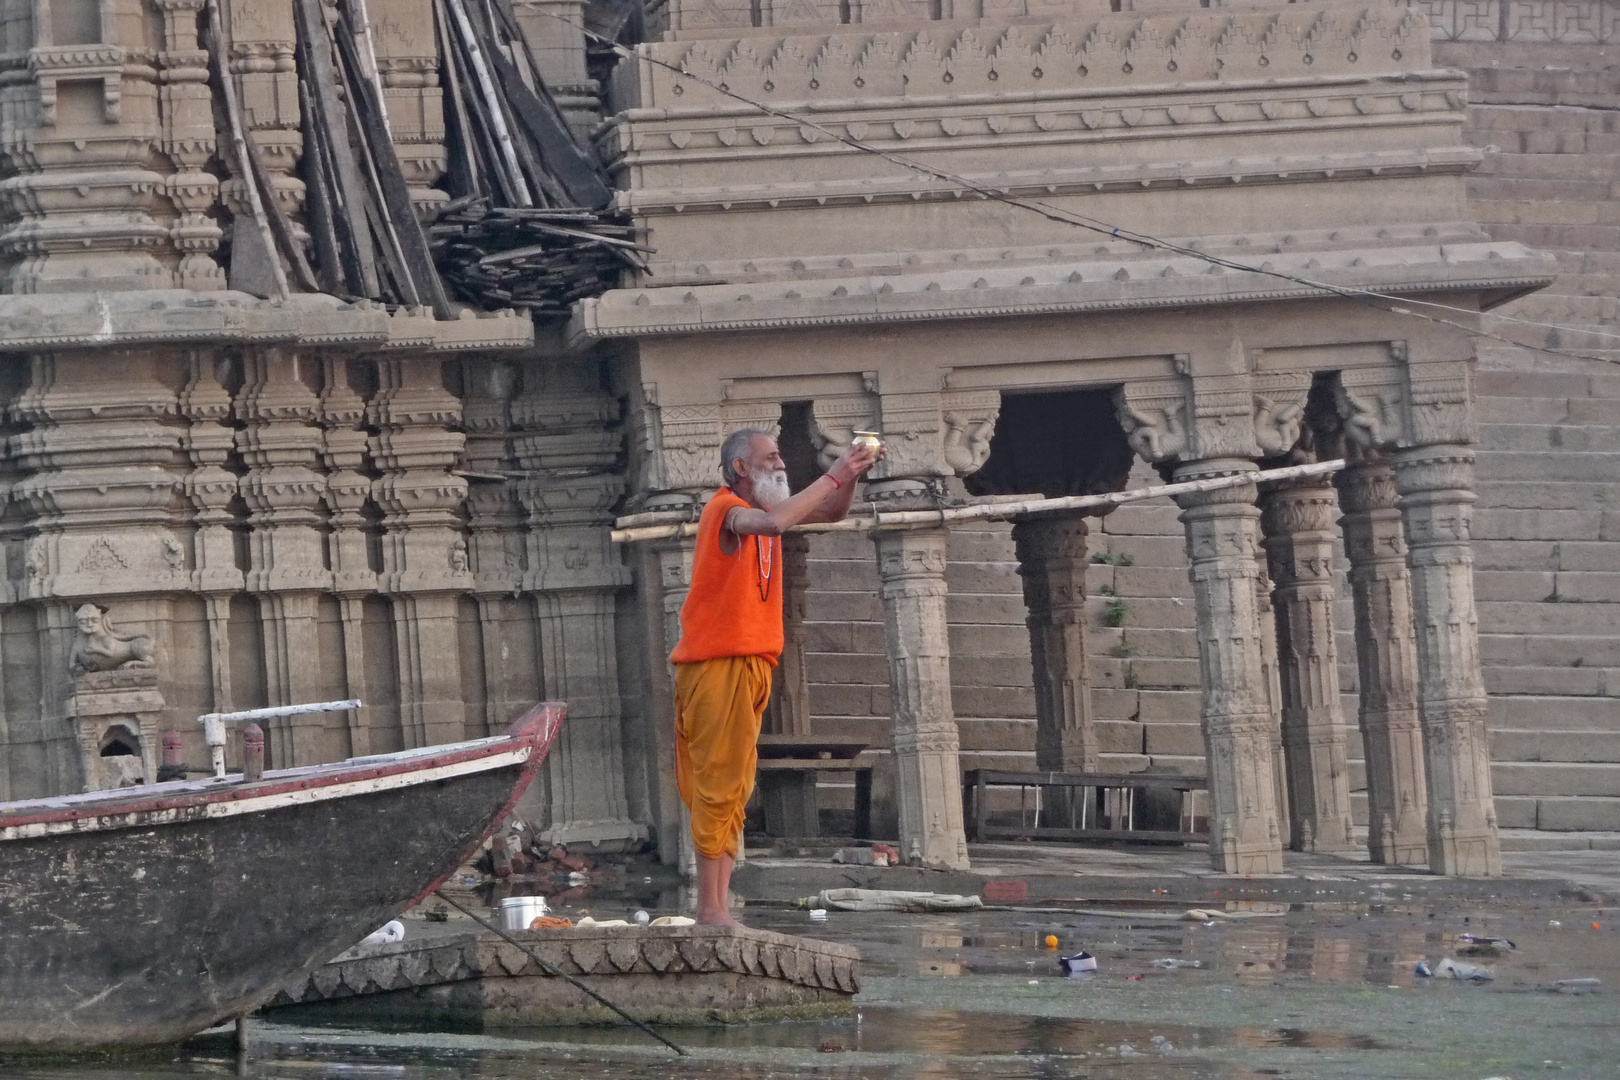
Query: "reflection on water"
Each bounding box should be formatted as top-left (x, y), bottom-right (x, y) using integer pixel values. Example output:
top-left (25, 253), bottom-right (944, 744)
top-left (6, 899), bottom-right (1618, 1080)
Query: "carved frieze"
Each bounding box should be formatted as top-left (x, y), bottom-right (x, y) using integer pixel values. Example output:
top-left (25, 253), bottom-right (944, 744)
top-left (810, 392), bottom-right (880, 471)
top-left (1113, 379), bottom-right (1189, 464)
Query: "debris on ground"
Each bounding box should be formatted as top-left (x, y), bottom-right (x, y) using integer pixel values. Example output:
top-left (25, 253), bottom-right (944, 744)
top-left (1543, 978), bottom-right (1601, 995)
top-left (1059, 951), bottom-right (1098, 975)
top-left (1455, 933), bottom-right (1517, 956)
top-left (802, 888), bottom-right (985, 913)
top-left (1149, 957), bottom-right (1203, 969)
top-left (1423, 957), bottom-right (1495, 981)
top-left (831, 843), bottom-right (899, 867)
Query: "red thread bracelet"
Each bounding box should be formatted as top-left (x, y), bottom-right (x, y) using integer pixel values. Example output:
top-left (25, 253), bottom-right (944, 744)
top-left (826, 474), bottom-right (842, 489)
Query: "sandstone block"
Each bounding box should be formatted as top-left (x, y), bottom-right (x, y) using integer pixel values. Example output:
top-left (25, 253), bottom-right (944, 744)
top-left (1099, 504), bottom-right (1183, 536)
top-left (1478, 634), bottom-right (1529, 664)
top-left (1475, 395), bottom-right (1571, 423)
top-left (1474, 509), bottom-right (1604, 542)
top-left (1523, 635), bottom-right (1620, 667)
top-left (1481, 601), bottom-right (1620, 635)
top-left (1143, 721), bottom-right (1202, 756)
top-left (1473, 539), bottom-right (1558, 570)
top-left (960, 749), bottom-right (1036, 774)
top-left (1128, 658), bottom-right (1200, 690)
top-left (1556, 541), bottom-right (1620, 572)
top-left (1114, 600), bottom-right (1197, 632)
top-left (1477, 450), bottom-right (1620, 482)
top-left (1475, 479), bottom-right (1620, 508)
top-left (1142, 754), bottom-right (1204, 775)
top-left (1475, 370), bottom-right (1592, 397)
top-left (1111, 566), bottom-right (1196, 597)
top-left (1121, 628), bottom-right (1199, 662)
top-left (1137, 689), bottom-right (1201, 724)
top-left (947, 623), bottom-right (1033, 658)
top-left (946, 593), bottom-right (1029, 627)
top-left (957, 717), bottom-right (1034, 752)
top-left (1536, 797), bottom-right (1620, 831)
top-left (805, 592), bottom-right (881, 623)
top-left (1490, 694), bottom-right (1620, 731)
top-left (804, 623), bottom-right (854, 654)
top-left (1094, 719), bottom-right (1144, 755)
top-left (1568, 398), bottom-right (1620, 424)
top-left (1089, 657), bottom-right (1127, 690)
top-left (1494, 762), bottom-right (1620, 798)
top-left (1095, 753), bottom-right (1149, 774)
top-left (1091, 688), bottom-right (1139, 720)
top-left (951, 684), bottom-right (1035, 719)
top-left (810, 653), bottom-right (888, 687)
top-left (1492, 795), bottom-right (1540, 830)
top-left (951, 655), bottom-right (1038, 689)
top-left (1092, 536), bottom-right (1187, 568)
top-left (1483, 665), bottom-right (1610, 697)
top-left (1475, 570), bottom-right (1558, 602)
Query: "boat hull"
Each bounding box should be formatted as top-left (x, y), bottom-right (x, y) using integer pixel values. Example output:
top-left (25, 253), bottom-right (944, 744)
top-left (0, 703), bottom-right (562, 1051)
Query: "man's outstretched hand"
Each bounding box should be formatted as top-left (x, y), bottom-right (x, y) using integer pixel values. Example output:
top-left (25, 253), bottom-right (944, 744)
top-left (829, 440), bottom-right (883, 485)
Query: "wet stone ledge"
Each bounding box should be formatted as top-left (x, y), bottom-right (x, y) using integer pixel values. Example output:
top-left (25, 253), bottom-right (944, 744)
top-left (265, 924), bottom-right (861, 1028)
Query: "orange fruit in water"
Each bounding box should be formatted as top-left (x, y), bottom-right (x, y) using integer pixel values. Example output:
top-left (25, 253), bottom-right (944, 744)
top-left (1044, 935), bottom-right (1059, 949)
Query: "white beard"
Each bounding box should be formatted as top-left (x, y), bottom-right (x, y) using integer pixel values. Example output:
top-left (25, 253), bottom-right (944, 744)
top-left (752, 468), bottom-right (791, 510)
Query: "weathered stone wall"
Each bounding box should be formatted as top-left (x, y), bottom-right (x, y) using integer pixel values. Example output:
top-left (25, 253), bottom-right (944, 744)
top-left (800, 9), bottom-right (1620, 836)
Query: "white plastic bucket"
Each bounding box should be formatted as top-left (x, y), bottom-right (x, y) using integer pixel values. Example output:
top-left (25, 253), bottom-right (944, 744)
top-left (498, 895), bottom-right (549, 931)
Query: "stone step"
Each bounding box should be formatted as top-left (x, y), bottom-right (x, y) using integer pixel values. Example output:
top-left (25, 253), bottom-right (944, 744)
top-left (1478, 428), bottom-right (1620, 455)
top-left (1490, 695), bottom-right (1620, 731)
top-left (1493, 761), bottom-right (1620, 798)
top-left (1491, 729), bottom-right (1620, 764)
top-left (1496, 828), bottom-right (1620, 852)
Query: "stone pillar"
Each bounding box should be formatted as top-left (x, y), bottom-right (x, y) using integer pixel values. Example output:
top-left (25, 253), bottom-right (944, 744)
top-left (1335, 452), bottom-right (1428, 866)
top-left (235, 348), bottom-right (329, 764)
top-left (221, 0), bottom-right (304, 234)
top-left (764, 532), bottom-right (813, 738)
top-left (155, 0), bottom-right (225, 289)
top-left (1174, 460), bottom-right (1284, 874)
top-left (1012, 513), bottom-right (1097, 773)
top-left (1392, 446), bottom-right (1501, 876)
top-left (319, 357), bottom-right (377, 756)
top-left (637, 529), bottom-right (696, 867)
top-left (179, 353), bottom-right (245, 716)
top-left (873, 524), bottom-right (969, 870)
top-left (368, 355), bottom-right (472, 749)
top-left (1260, 475), bottom-right (1355, 853)
top-left (1253, 551), bottom-right (1290, 848)
top-left (514, 362), bottom-right (643, 849)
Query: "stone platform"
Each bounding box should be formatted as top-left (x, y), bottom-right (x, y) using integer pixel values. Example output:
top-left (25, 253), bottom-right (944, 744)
top-left (264, 924), bottom-right (860, 1028)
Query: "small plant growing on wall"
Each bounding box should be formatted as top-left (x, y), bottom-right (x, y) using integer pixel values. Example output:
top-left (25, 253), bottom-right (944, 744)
top-left (1104, 597), bottom-right (1129, 628)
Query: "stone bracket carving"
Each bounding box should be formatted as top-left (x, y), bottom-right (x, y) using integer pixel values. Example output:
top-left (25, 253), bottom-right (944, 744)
top-left (810, 392), bottom-right (880, 471)
top-left (940, 389), bottom-right (999, 478)
top-left (1114, 378), bottom-right (1189, 464)
top-left (1251, 371), bottom-right (1312, 459)
top-left (30, 46), bottom-right (129, 125)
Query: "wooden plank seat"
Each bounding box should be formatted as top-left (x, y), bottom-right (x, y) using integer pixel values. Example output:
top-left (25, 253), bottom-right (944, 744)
top-left (963, 769), bottom-right (1208, 844)
top-left (753, 735), bottom-right (872, 839)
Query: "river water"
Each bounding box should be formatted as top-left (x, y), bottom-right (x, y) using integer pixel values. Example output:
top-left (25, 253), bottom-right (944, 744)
top-left (11, 894), bottom-right (1619, 1080)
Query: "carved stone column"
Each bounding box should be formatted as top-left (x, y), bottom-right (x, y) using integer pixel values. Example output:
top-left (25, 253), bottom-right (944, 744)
top-left (179, 353), bottom-right (244, 716)
top-left (368, 355), bottom-right (471, 749)
top-left (319, 357), bottom-right (376, 756)
top-left (1260, 475), bottom-right (1355, 853)
top-left (1336, 452), bottom-right (1428, 865)
top-left (514, 363), bottom-right (643, 849)
top-left (873, 524), bottom-right (969, 870)
top-left (1013, 513), bottom-right (1097, 773)
top-left (1253, 551), bottom-right (1289, 848)
top-left (155, 0), bottom-right (225, 289)
top-left (221, 0), bottom-right (304, 237)
top-left (1393, 446), bottom-right (1501, 876)
top-left (1174, 460), bottom-right (1285, 874)
top-left (235, 348), bottom-right (329, 765)
top-left (636, 528), bottom-right (697, 867)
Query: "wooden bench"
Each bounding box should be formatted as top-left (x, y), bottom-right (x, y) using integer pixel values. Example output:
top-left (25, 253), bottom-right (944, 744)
top-left (754, 734), bottom-right (872, 839)
top-left (964, 769), bottom-right (1207, 844)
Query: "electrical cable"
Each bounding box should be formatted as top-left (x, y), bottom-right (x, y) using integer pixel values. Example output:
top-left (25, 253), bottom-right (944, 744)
top-left (549, 12), bottom-right (1620, 368)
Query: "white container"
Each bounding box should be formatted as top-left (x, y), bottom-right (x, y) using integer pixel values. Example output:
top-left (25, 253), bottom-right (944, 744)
top-left (498, 895), bottom-right (549, 931)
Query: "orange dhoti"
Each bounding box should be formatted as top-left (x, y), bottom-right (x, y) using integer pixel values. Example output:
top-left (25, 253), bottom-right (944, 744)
top-left (673, 654), bottom-right (774, 859)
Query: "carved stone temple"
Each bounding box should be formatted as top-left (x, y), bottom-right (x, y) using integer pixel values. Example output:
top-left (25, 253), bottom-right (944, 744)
top-left (2, 0), bottom-right (1617, 876)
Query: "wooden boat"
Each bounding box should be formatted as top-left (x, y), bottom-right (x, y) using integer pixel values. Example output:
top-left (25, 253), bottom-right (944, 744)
top-left (0, 701), bottom-right (563, 1052)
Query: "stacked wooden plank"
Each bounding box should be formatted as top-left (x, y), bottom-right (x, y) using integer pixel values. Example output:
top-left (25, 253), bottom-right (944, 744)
top-left (213, 0), bottom-right (638, 314)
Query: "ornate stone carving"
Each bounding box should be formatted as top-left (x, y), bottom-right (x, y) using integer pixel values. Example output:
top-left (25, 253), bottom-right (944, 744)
top-left (1260, 474), bottom-right (1355, 853)
top-left (1393, 444), bottom-right (1501, 876)
top-left (68, 604), bottom-right (156, 676)
top-left (1114, 380), bottom-right (1189, 464)
top-left (874, 525), bottom-right (969, 870)
top-left (1173, 459), bottom-right (1284, 874)
top-left (810, 392), bottom-right (880, 471)
top-left (1013, 513), bottom-right (1097, 773)
top-left (1336, 449), bottom-right (1428, 866)
top-left (1333, 367), bottom-right (1407, 451)
top-left (940, 390), bottom-right (999, 478)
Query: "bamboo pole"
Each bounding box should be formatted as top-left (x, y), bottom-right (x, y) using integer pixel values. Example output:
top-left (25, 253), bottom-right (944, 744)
top-left (610, 459), bottom-right (1345, 543)
top-left (442, 0), bottom-right (533, 206)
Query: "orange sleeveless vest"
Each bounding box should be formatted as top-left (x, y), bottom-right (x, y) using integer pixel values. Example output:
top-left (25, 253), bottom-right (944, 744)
top-left (669, 488), bottom-right (783, 665)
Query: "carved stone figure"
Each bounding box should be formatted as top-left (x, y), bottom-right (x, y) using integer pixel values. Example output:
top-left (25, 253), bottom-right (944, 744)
top-left (69, 605), bottom-right (157, 677)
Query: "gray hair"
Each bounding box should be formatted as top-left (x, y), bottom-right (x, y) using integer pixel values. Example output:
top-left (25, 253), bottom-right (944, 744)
top-left (719, 427), bottom-right (772, 487)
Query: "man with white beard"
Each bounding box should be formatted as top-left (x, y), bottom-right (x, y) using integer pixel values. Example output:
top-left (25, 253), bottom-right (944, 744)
top-left (669, 427), bottom-right (880, 925)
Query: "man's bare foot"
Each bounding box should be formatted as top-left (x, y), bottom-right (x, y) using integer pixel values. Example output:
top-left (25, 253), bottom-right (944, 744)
top-left (695, 911), bottom-right (743, 928)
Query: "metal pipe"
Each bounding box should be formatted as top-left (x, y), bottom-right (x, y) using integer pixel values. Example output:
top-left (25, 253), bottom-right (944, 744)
top-left (200, 700), bottom-right (361, 778)
top-left (242, 724), bottom-right (265, 783)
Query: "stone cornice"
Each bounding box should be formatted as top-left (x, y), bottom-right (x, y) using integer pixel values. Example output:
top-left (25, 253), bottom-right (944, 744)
top-left (0, 291), bottom-right (534, 354)
top-left (602, 70), bottom-right (1466, 172)
top-left (613, 144), bottom-right (1480, 215)
top-left (570, 241), bottom-right (1555, 342)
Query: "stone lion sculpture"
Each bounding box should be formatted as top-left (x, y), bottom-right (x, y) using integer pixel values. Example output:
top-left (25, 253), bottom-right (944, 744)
top-left (68, 604), bottom-right (156, 676)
